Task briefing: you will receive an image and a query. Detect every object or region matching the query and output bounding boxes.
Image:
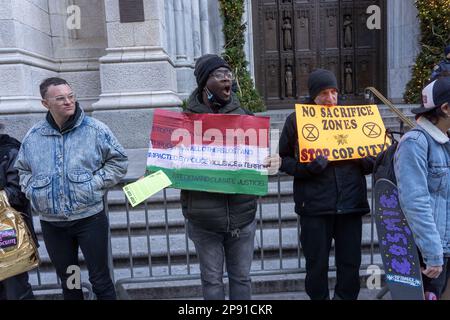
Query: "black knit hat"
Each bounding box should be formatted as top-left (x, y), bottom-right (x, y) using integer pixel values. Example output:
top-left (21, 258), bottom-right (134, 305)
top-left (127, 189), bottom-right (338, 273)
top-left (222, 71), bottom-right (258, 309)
top-left (194, 54), bottom-right (231, 90)
top-left (308, 69), bottom-right (338, 101)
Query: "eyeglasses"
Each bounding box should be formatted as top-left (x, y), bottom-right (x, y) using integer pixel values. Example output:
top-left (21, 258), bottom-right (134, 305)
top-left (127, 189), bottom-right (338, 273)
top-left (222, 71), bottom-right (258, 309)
top-left (210, 70), bottom-right (235, 81)
top-left (46, 93), bottom-right (76, 104)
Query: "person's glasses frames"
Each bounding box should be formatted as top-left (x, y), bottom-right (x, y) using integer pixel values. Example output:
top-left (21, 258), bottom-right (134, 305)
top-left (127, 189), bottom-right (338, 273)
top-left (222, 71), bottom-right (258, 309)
top-left (46, 93), bottom-right (76, 103)
top-left (210, 70), bottom-right (235, 81)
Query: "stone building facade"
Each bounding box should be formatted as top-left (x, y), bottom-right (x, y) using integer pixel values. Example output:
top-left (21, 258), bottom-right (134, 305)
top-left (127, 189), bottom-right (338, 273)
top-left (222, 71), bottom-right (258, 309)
top-left (0, 0), bottom-right (420, 148)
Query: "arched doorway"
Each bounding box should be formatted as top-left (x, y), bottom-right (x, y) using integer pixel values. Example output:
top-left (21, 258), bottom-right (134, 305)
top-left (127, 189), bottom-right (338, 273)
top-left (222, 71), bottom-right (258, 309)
top-left (252, 0), bottom-right (387, 109)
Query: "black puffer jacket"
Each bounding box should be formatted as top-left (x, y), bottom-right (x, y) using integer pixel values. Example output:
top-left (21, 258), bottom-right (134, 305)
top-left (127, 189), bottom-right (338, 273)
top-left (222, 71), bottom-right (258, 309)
top-left (279, 112), bottom-right (373, 216)
top-left (0, 134), bottom-right (38, 246)
top-left (180, 89), bottom-right (257, 232)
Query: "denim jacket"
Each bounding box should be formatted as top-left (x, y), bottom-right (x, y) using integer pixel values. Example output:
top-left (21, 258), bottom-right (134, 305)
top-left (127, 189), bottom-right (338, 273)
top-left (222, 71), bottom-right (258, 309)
top-left (14, 109), bottom-right (128, 222)
top-left (394, 117), bottom-right (450, 266)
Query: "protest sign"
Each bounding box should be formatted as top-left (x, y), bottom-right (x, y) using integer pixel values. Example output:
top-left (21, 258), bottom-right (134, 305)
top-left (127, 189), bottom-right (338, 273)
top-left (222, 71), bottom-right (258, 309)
top-left (295, 104), bottom-right (388, 162)
top-left (147, 109), bottom-right (270, 196)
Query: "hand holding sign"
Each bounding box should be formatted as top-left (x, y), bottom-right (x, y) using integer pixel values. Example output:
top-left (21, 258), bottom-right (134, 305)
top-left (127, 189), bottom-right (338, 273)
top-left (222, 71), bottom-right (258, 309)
top-left (123, 170), bottom-right (172, 207)
top-left (263, 154), bottom-right (281, 175)
top-left (306, 155), bottom-right (329, 175)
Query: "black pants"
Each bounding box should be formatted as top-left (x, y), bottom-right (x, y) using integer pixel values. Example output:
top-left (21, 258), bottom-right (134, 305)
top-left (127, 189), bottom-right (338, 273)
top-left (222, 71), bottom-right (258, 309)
top-left (40, 211), bottom-right (116, 300)
top-left (419, 252), bottom-right (450, 299)
top-left (300, 213), bottom-right (363, 300)
top-left (0, 272), bottom-right (34, 300)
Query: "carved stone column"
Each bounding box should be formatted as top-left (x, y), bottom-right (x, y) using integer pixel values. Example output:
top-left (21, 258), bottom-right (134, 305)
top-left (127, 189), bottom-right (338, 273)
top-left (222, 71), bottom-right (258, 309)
top-left (174, 0), bottom-right (187, 61)
top-left (191, 0), bottom-right (202, 59)
top-left (199, 0), bottom-right (210, 54)
top-left (387, 0), bottom-right (420, 102)
top-left (93, 0), bottom-right (181, 148)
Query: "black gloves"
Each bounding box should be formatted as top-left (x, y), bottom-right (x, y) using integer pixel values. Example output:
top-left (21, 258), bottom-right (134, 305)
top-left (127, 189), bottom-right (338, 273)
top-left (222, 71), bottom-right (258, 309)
top-left (306, 155), bottom-right (329, 175)
top-left (360, 155), bottom-right (376, 174)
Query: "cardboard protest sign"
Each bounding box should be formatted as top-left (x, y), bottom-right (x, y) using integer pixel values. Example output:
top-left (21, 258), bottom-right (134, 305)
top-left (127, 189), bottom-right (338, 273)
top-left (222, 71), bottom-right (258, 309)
top-left (295, 104), bottom-right (388, 162)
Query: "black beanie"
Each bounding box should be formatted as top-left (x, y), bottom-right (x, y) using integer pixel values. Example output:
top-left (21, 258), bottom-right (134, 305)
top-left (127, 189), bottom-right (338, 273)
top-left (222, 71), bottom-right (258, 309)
top-left (308, 69), bottom-right (338, 101)
top-left (194, 54), bottom-right (231, 90)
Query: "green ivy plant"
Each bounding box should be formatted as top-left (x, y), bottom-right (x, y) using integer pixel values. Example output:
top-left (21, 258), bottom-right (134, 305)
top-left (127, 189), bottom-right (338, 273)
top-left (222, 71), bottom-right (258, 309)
top-left (219, 0), bottom-right (265, 112)
top-left (404, 0), bottom-right (450, 103)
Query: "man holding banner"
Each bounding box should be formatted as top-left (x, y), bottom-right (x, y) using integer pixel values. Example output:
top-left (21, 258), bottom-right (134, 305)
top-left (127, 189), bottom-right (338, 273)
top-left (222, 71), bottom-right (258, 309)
top-left (179, 54), bottom-right (280, 300)
top-left (279, 69), bottom-right (375, 300)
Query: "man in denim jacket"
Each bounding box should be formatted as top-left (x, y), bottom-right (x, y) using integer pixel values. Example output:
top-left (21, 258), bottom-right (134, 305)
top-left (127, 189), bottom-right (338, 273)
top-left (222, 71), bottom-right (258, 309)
top-left (394, 77), bottom-right (450, 299)
top-left (15, 77), bottom-right (128, 299)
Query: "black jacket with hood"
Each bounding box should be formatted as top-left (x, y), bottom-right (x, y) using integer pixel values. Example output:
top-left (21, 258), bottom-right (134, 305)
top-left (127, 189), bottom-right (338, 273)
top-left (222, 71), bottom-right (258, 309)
top-left (180, 89), bottom-right (257, 232)
top-left (0, 134), bottom-right (38, 245)
top-left (279, 109), bottom-right (373, 216)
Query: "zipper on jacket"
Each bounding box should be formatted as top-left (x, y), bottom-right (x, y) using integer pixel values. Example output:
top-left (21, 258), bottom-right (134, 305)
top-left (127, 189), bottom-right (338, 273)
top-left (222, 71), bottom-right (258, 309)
top-left (226, 197), bottom-right (240, 238)
top-left (60, 134), bottom-right (67, 218)
top-left (334, 166), bottom-right (342, 213)
top-left (225, 105), bottom-right (241, 233)
top-left (226, 195), bottom-right (230, 233)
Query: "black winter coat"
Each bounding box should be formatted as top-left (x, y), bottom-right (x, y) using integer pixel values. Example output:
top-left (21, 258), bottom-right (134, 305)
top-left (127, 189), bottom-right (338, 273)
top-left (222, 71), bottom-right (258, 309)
top-left (180, 89), bottom-right (257, 232)
top-left (279, 112), bottom-right (373, 216)
top-left (0, 134), bottom-right (38, 246)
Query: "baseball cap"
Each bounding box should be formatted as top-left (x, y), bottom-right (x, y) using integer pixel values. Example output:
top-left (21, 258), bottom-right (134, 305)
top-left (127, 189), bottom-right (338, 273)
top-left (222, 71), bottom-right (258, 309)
top-left (411, 77), bottom-right (450, 115)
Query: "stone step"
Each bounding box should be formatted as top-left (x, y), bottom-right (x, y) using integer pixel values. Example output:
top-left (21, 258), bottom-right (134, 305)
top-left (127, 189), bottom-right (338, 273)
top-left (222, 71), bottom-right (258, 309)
top-left (271, 121), bottom-right (414, 134)
top-left (105, 175), bottom-right (375, 207)
top-left (33, 218), bottom-right (380, 268)
top-left (118, 256), bottom-right (385, 300)
top-left (31, 172), bottom-right (376, 236)
top-left (108, 202), bottom-right (301, 233)
top-left (32, 251), bottom-right (383, 284)
top-left (106, 178), bottom-right (296, 208)
top-left (30, 253), bottom-right (385, 300)
top-left (270, 114), bottom-right (415, 127)
top-left (32, 191), bottom-right (379, 237)
top-left (266, 105), bottom-right (416, 132)
top-left (31, 202), bottom-right (299, 236)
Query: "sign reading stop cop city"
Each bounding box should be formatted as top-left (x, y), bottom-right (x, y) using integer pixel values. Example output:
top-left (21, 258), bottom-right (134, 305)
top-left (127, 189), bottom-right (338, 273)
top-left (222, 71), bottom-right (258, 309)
top-left (295, 104), bottom-right (388, 162)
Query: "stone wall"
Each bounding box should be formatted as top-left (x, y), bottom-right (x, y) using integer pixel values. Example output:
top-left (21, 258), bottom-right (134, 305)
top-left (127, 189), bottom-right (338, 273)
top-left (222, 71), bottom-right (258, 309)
top-left (387, 0), bottom-right (420, 103)
top-left (0, 0), bottom-right (107, 140)
top-left (0, 0), bottom-right (422, 148)
top-left (0, 0), bottom-right (54, 114)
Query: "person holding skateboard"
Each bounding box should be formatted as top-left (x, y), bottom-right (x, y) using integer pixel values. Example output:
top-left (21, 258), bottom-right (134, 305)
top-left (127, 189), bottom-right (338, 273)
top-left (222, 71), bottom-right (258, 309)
top-left (394, 76), bottom-right (450, 299)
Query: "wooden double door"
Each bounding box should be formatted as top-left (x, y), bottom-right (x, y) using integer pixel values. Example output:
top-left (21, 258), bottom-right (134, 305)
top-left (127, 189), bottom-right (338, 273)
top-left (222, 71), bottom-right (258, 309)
top-left (252, 0), bottom-right (386, 108)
